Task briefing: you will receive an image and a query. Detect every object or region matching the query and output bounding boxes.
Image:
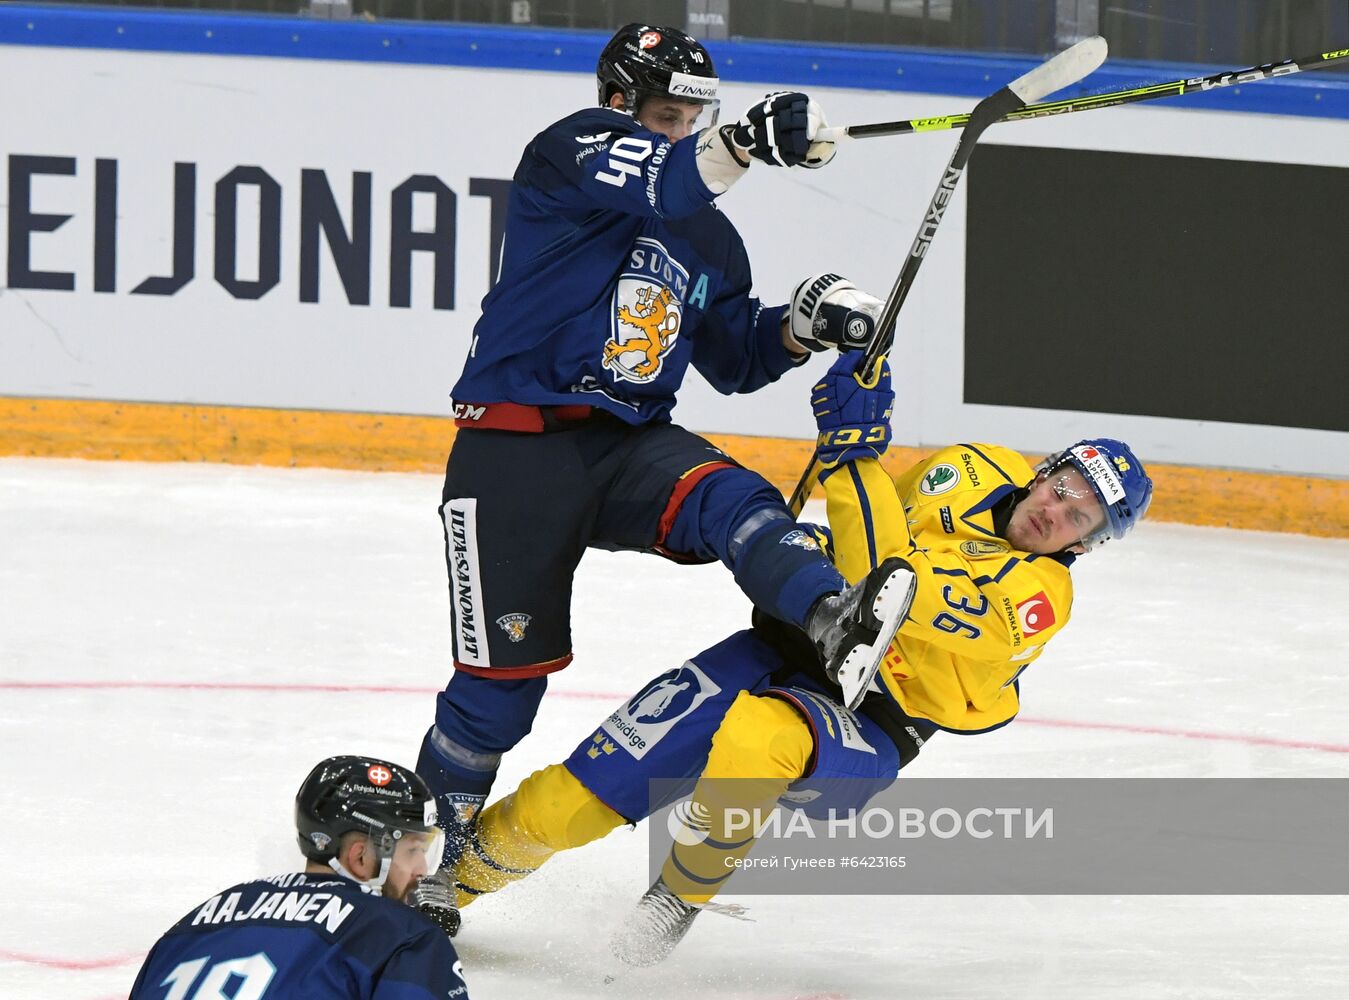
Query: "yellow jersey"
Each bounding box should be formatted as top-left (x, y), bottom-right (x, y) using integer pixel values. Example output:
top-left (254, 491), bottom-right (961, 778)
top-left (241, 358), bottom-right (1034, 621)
top-left (821, 444), bottom-right (1075, 733)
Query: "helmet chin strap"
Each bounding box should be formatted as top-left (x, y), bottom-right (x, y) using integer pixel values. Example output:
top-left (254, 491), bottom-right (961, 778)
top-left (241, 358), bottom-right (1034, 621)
top-left (328, 855), bottom-right (393, 895)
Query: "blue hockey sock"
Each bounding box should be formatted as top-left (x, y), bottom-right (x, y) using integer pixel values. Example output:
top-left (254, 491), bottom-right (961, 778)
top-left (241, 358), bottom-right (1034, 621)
top-left (416, 672), bottom-right (548, 868)
top-left (730, 514), bottom-right (846, 627)
top-left (666, 470), bottom-right (845, 628)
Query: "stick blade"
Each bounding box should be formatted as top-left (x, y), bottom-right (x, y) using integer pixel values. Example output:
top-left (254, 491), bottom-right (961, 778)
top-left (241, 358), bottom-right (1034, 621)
top-left (1009, 35), bottom-right (1108, 105)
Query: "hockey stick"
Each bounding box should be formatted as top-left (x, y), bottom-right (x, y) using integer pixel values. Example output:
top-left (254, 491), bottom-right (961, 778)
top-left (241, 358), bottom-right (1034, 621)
top-left (817, 47), bottom-right (1349, 143)
top-left (787, 35), bottom-right (1109, 516)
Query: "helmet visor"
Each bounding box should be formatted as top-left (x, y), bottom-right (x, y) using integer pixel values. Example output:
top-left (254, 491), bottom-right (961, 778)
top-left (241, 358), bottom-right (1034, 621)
top-left (1043, 470), bottom-right (1111, 551)
top-left (384, 826), bottom-right (445, 881)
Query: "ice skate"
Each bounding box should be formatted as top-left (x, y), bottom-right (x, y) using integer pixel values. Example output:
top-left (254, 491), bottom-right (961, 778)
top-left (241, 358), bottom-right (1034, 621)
top-left (609, 877), bottom-right (702, 967)
top-left (411, 870), bottom-right (462, 938)
top-left (806, 556), bottom-right (917, 709)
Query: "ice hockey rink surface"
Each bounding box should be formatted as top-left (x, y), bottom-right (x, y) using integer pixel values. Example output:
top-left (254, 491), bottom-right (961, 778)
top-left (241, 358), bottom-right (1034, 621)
top-left (2, 457), bottom-right (1347, 1000)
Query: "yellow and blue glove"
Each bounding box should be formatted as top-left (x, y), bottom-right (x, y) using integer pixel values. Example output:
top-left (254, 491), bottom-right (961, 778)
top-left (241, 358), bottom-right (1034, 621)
top-left (811, 353), bottom-right (893, 476)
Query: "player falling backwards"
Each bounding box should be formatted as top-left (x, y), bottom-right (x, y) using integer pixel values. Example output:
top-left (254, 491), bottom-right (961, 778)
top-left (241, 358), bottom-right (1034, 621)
top-left (414, 20), bottom-right (915, 909)
top-left (131, 756), bottom-right (469, 999)
top-left (415, 353), bottom-right (1154, 964)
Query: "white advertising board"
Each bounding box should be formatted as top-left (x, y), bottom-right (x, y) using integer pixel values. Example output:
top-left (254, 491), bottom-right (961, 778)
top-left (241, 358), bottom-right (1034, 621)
top-left (1, 44), bottom-right (1345, 474)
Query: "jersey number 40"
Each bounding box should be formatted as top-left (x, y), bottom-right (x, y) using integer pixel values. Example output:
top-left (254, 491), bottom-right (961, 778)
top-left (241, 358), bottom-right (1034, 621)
top-left (595, 137), bottom-right (655, 188)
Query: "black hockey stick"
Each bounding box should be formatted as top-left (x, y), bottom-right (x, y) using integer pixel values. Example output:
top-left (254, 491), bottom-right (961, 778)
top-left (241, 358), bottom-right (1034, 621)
top-left (817, 46), bottom-right (1349, 143)
top-left (787, 35), bottom-right (1109, 516)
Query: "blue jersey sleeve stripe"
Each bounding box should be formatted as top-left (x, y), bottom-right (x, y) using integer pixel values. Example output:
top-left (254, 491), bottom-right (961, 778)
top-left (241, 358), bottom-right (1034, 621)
top-left (934, 713), bottom-right (1019, 736)
top-left (972, 556), bottom-right (1021, 587)
top-left (846, 462), bottom-right (879, 569)
top-left (959, 442), bottom-right (1018, 486)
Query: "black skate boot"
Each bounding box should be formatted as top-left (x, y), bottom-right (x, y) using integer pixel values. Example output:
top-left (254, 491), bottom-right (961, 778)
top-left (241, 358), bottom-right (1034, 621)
top-left (805, 556), bottom-right (917, 709)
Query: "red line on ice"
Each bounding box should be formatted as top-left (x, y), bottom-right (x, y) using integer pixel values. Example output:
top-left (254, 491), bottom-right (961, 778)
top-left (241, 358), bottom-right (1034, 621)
top-left (4, 678), bottom-right (1348, 755)
top-left (0, 947), bottom-right (141, 970)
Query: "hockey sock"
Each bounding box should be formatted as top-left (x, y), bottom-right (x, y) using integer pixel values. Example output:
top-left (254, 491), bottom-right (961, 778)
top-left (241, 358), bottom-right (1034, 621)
top-left (729, 512), bottom-right (847, 627)
top-left (416, 671), bottom-right (550, 867)
top-left (664, 470), bottom-right (846, 628)
top-left (454, 763), bottom-right (625, 907)
top-left (662, 693), bottom-right (814, 904)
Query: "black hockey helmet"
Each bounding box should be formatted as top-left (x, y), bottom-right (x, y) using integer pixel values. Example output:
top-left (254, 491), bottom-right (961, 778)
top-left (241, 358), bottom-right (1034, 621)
top-left (596, 23), bottom-right (719, 117)
top-left (295, 755), bottom-right (439, 866)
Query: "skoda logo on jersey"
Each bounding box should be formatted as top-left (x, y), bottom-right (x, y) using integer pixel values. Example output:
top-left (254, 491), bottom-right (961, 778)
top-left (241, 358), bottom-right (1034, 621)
top-left (602, 237), bottom-right (687, 385)
top-left (601, 661), bottom-right (720, 760)
top-left (920, 463), bottom-right (960, 496)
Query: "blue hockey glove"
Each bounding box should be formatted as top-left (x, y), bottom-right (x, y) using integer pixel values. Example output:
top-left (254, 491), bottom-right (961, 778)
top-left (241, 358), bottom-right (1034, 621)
top-left (811, 354), bottom-right (894, 473)
top-left (726, 92), bottom-right (828, 167)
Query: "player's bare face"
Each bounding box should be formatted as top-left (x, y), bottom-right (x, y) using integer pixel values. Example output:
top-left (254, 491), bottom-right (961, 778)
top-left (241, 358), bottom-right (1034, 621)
top-left (628, 97), bottom-right (705, 142)
top-left (382, 833), bottom-right (433, 903)
top-left (1005, 467), bottom-right (1106, 554)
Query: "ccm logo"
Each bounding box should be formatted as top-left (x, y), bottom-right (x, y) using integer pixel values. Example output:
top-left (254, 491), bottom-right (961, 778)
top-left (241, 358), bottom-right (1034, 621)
top-left (452, 403), bottom-right (486, 421)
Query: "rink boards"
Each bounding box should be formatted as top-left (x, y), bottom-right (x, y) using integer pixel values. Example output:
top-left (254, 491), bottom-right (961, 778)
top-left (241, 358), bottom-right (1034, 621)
top-left (1, 6), bottom-right (1346, 530)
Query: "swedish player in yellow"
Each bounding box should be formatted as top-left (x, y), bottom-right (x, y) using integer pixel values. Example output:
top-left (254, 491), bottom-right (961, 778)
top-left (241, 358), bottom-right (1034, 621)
top-left (413, 353), bottom-right (1153, 964)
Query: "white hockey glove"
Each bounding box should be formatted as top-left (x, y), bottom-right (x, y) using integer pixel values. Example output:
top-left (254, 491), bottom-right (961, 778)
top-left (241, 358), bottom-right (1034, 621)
top-left (789, 273), bottom-right (883, 353)
top-left (799, 99), bottom-right (836, 169)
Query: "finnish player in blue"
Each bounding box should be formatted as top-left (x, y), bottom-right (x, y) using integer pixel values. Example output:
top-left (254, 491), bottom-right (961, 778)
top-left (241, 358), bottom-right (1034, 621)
top-left (415, 20), bottom-right (917, 915)
top-left (129, 757), bottom-right (470, 1000)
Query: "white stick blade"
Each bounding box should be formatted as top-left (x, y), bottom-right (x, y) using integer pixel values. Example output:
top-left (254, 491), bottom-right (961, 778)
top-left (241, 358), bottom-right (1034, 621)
top-left (1008, 35), bottom-right (1108, 105)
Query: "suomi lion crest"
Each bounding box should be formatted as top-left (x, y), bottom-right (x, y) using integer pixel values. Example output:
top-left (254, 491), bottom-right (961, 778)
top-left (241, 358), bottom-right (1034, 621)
top-left (495, 613), bottom-right (532, 642)
top-left (603, 237), bottom-right (688, 384)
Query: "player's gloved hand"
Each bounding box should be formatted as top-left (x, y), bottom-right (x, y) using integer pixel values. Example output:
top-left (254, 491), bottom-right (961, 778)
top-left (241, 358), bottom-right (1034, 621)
top-left (725, 92), bottom-right (828, 167)
top-left (811, 353), bottom-right (894, 472)
top-left (789, 273), bottom-right (882, 353)
top-left (410, 873), bottom-right (462, 938)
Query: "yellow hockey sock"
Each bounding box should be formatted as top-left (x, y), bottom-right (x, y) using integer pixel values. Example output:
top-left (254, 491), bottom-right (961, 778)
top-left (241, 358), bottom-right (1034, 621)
top-left (662, 692), bottom-right (813, 905)
top-left (453, 762), bottom-right (625, 907)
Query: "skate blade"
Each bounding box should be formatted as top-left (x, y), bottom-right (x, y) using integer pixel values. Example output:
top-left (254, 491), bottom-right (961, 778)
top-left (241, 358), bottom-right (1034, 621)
top-left (837, 567), bottom-right (917, 710)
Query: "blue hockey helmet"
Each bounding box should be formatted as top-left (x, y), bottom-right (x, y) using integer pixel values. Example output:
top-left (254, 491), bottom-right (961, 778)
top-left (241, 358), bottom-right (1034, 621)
top-left (1036, 438), bottom-right (1153, 550)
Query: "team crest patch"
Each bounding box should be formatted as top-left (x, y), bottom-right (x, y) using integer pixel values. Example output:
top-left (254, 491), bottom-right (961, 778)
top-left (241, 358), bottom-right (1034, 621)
top-left (496, 613), bottom-right (532, 642)
top-left (449, 794), bottom-right (482, 825)
top-left (920, 463), bottom-right (960, 496)
top-left (960, 539), bottom-right (1009, 558)
top-left (638, 30), bottom-right (662, 49)
top-left (309, 831), bottom-right (331, 851)
top-left (603, 237), bottom-right (687, 384)
top-left (779, 529), bottom-right (820, 551)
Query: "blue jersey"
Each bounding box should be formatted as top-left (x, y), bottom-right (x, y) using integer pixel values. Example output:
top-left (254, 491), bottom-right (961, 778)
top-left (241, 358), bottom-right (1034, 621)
top-left (452, 107), bottom-right (803, 424)
top-left (129, 872), bottom-right (468, 1000)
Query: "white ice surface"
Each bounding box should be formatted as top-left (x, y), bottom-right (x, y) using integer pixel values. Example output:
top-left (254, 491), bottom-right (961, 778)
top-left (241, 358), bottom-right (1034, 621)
top-left (1, 458), bottom-right (1347, 1000)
